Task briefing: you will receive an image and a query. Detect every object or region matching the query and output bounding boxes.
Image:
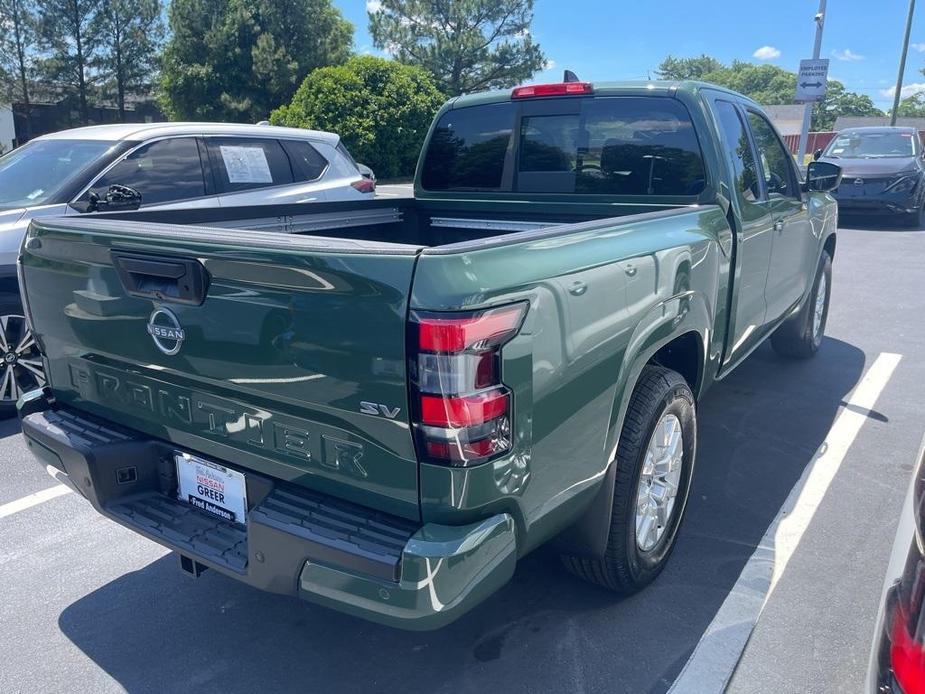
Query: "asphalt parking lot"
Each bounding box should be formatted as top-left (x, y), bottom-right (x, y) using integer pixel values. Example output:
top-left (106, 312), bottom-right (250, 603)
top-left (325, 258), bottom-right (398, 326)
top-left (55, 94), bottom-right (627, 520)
top-left (1, 215), bottom-right (923, 694)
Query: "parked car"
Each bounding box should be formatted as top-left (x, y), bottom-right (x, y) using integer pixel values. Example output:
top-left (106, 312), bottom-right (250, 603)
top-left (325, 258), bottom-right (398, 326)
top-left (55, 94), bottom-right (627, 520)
top-left (0, 122), bottom-right (373, 414)
top-left (867, 433), bottom-right (925, 693)
top-left (815, 126), bottom-right (925, 226)
top-left (18, 79), bottom-right (841, 630)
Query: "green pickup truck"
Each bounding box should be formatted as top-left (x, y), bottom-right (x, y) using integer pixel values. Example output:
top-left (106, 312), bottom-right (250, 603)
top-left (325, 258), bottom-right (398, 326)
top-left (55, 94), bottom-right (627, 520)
top-left (17, 80), bottom-right (841, 630)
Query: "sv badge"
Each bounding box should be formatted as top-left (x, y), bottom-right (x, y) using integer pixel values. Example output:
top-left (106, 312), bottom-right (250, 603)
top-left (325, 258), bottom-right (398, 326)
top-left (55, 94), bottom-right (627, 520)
top-left (360, 401), bottom-right (401, 419)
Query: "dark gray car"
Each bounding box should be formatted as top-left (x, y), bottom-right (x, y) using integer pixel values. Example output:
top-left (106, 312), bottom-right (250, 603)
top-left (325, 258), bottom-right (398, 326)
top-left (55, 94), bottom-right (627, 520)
top-left (817, 126), bottom-right (925, 226)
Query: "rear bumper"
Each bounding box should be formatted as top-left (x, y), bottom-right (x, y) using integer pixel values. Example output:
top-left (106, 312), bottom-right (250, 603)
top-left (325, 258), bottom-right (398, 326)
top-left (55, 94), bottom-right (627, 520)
top-left (18, 390), bottom-right (516, 630)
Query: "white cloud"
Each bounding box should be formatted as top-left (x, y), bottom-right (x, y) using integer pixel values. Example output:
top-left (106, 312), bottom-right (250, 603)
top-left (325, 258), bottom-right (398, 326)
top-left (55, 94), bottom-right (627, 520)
top-left (753, 45), bottom-right (781, 60)
top-left (832, 48), bottom-right (864, 61)
top-left (912, 43), bottom-right (925, 52)
top-left (543, 59), bottom-right (557, 71)
top-left (879, 82), bottom-right (925, 99)
top-left (366, 0), bottom-right (382, 13)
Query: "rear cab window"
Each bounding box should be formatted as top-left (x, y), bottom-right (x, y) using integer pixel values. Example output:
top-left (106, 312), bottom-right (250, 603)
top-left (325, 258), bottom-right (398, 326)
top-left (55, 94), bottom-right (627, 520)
top-left (205, 137), bottom-right (294, 193)
top-left (420, 96), bottom-right (707, 197)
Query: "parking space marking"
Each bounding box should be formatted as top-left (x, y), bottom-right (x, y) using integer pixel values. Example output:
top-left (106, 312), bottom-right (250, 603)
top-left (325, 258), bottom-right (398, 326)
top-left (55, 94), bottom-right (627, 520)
top-left (0, 483), bottom-right (72, 520)
top-left (669, 351), bottom-right (902, 694)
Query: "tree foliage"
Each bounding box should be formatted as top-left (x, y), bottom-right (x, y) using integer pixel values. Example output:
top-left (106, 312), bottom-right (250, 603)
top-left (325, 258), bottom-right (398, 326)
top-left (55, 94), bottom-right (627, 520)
top-left (0, 0), bottom-right (39, 138)
top-left (158, 0), bottom-right (352, 123)
top-left (271, 55), bottom-right (444, 178)
top-left (658, 55), bottom-right (882, 131)
top-left (93, 0), bottom-right (165, 121)
top-left (39, 0), bottom-right (103, 125)
top-left (656, 54), bottom-right (723, 81)
top-left (369, 0), bottom-right (546, 96)
top-left (895, 92), bottom-right (925, 119)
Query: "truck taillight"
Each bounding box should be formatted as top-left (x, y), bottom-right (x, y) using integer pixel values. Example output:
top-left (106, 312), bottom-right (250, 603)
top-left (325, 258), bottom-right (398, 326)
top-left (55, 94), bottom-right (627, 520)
top-left (409, 303), bottom-right (527, 466)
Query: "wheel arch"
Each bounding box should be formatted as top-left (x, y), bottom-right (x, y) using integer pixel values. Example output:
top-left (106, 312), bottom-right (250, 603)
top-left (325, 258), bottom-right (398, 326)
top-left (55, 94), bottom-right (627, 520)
top-left (553, 294), bottom-right (709, 560)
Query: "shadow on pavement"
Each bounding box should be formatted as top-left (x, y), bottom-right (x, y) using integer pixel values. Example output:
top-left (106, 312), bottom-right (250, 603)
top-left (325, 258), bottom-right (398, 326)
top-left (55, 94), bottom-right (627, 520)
top-left (57, 339), bottom-right (866, 694)
top-left (0, 416), bottom-right (22, 440)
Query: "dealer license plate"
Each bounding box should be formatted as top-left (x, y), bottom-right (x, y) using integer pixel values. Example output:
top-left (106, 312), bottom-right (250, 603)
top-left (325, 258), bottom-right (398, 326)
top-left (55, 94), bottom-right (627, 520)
top-left (176, 453), bottom-right (248, 524)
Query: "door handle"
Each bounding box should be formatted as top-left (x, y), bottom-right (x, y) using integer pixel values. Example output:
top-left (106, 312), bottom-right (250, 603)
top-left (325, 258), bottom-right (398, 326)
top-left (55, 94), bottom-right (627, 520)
top-left (773, 219), bottom-right (785, 233)
top-left (112, 252), bottom-right (210, 305)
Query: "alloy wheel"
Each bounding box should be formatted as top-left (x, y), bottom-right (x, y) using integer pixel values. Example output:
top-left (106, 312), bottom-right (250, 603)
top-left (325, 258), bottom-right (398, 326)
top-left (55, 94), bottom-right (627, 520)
top-left (635, 412), bottom-right (684, 552)
top-left (0, 315), bottom-right (45, 405)
top-left (813, 273), bottom-right (827, 342)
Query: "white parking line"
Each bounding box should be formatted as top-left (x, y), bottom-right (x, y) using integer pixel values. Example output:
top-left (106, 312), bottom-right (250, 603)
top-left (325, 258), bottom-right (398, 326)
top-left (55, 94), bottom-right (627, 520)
top-left (669, 351), bottom-right (902, 694)
top-left (0, 483), bottom-right (72, 520)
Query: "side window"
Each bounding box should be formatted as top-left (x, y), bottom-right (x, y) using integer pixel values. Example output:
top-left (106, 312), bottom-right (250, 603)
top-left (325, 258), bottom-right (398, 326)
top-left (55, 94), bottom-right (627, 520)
top-left (280, 140), bottom-right (329, 181)
top-left (714, 101), bottom-right (761, 206)
top-left (207, 138), bottom-right (294, 193)
top-left (746, 111), bottom-right (798, 199)
top-left (87, 137), bottom-right (205, 206)
top-left (421, 102), bottom-right (516, 191)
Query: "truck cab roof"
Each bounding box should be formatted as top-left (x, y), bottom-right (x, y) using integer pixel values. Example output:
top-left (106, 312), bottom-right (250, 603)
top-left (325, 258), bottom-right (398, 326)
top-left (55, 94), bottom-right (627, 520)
top-left (446, 80), bottom-right (758, 110)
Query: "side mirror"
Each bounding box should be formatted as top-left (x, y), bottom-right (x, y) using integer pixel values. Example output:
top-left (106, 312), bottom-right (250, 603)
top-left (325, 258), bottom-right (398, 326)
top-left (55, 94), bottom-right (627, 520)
top-left (804, 160), bottom-right (842, 193)
top-left (87, 184), bottom-right (142, 213)
top-left (813, 148), bottom-right (823, 161)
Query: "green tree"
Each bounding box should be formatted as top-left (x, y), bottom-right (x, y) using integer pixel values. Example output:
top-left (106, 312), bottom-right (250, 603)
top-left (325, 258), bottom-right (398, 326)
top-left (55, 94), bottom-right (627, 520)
top-left (369, 0), bottom-right (545, 96)
top-left (666, 57), bottom-right (883, 131)
top-left (813, 81), bottom-right (881, 130)
top-left (39, 0), bottom-right (103, 125)
top-left (0, 0), bottom-right (40, 140)
top-left (894, 92), bottom-right (925, 118)
top-left (158, 0), bottom-right (352, 122)
top-left (93, 0), bottom-right (165, 121)
top-left (656, 54), bottom-right (723, 81)
top-left (271, 55), bottom-right (444, 178)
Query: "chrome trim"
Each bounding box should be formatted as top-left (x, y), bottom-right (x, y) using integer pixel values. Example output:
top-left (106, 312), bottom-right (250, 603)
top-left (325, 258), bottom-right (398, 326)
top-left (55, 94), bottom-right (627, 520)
top-left (430, 217), bottom-right (556, 232)
top-left (209, 207), bottom-right (403, 234)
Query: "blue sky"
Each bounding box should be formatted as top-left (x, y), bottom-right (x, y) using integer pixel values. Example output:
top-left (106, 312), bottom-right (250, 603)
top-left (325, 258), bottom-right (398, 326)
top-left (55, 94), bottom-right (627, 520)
top-left (334, 0), bottom-right (925, 110)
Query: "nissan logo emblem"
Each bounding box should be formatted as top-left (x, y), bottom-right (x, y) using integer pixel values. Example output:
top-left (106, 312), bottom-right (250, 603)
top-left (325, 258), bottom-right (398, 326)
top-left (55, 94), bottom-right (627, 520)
top-left (147, 307), bottom-right (185, 355)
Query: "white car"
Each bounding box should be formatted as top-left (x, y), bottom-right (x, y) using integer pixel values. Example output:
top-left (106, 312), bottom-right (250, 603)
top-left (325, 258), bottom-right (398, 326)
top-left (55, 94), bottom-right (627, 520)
top-left (0, 122), bottom-right (374, 414)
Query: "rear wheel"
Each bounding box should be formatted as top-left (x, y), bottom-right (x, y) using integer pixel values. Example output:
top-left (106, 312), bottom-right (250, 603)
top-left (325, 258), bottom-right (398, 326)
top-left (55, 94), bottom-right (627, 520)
top-left (770, 250), bottom-right (832, 359)
top-left (0, 300), bottom-right (45, 418)
top-left (561, 365), bottom-right (696, 593)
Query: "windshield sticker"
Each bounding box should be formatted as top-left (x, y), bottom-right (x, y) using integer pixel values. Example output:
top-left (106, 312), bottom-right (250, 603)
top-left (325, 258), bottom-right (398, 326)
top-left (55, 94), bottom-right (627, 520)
top-left (220, 145), bottom-right (272, 184)
top-left (25, 189), bottom-right (44, 200)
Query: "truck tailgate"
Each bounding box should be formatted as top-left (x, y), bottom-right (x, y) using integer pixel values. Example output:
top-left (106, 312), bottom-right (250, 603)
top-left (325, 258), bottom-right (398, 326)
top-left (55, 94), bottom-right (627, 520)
top-left (20, 218), bottom-right (423, 520)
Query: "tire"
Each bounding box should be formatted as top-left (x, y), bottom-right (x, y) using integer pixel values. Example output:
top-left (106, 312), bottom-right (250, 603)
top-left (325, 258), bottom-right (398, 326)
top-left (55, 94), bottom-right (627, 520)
top-left (770, 249), bottom-right (832, 359)
top-left (561, 365), bottom-right (696, 593)
top-left (0, 296), bottom-right (45, 419)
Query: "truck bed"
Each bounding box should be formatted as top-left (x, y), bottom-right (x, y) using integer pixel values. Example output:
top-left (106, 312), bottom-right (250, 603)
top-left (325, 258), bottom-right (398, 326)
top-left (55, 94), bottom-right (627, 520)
top-left (91, 197), bottom-right (688, 250)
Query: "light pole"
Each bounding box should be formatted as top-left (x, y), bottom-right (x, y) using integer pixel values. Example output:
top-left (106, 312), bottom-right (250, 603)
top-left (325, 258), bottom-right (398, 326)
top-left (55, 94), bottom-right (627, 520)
top-left (890, 0), bottom-right (917, 125)
top-left (797, 0), bottom-right (827, 166)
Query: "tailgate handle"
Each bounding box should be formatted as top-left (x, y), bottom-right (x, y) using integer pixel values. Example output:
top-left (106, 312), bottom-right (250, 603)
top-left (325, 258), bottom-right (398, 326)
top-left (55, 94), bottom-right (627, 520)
top-left (112, 252), bottom-right (209, 306)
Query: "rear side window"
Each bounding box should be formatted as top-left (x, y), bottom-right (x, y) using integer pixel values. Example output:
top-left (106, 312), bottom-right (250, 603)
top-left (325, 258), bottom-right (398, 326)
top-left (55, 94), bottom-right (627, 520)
top-left (206, 138), bottom-right (294, 193)
top-left (280, 140), bottom-right (328, 181)
top-left (421, 102), bottom-right (516, 191)
top-left (518, 97), bottom-right (706, 196)
top-left (713, 101), bottom-right (760, 205)
top-left (87, 137), bottom-right (205, 206)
